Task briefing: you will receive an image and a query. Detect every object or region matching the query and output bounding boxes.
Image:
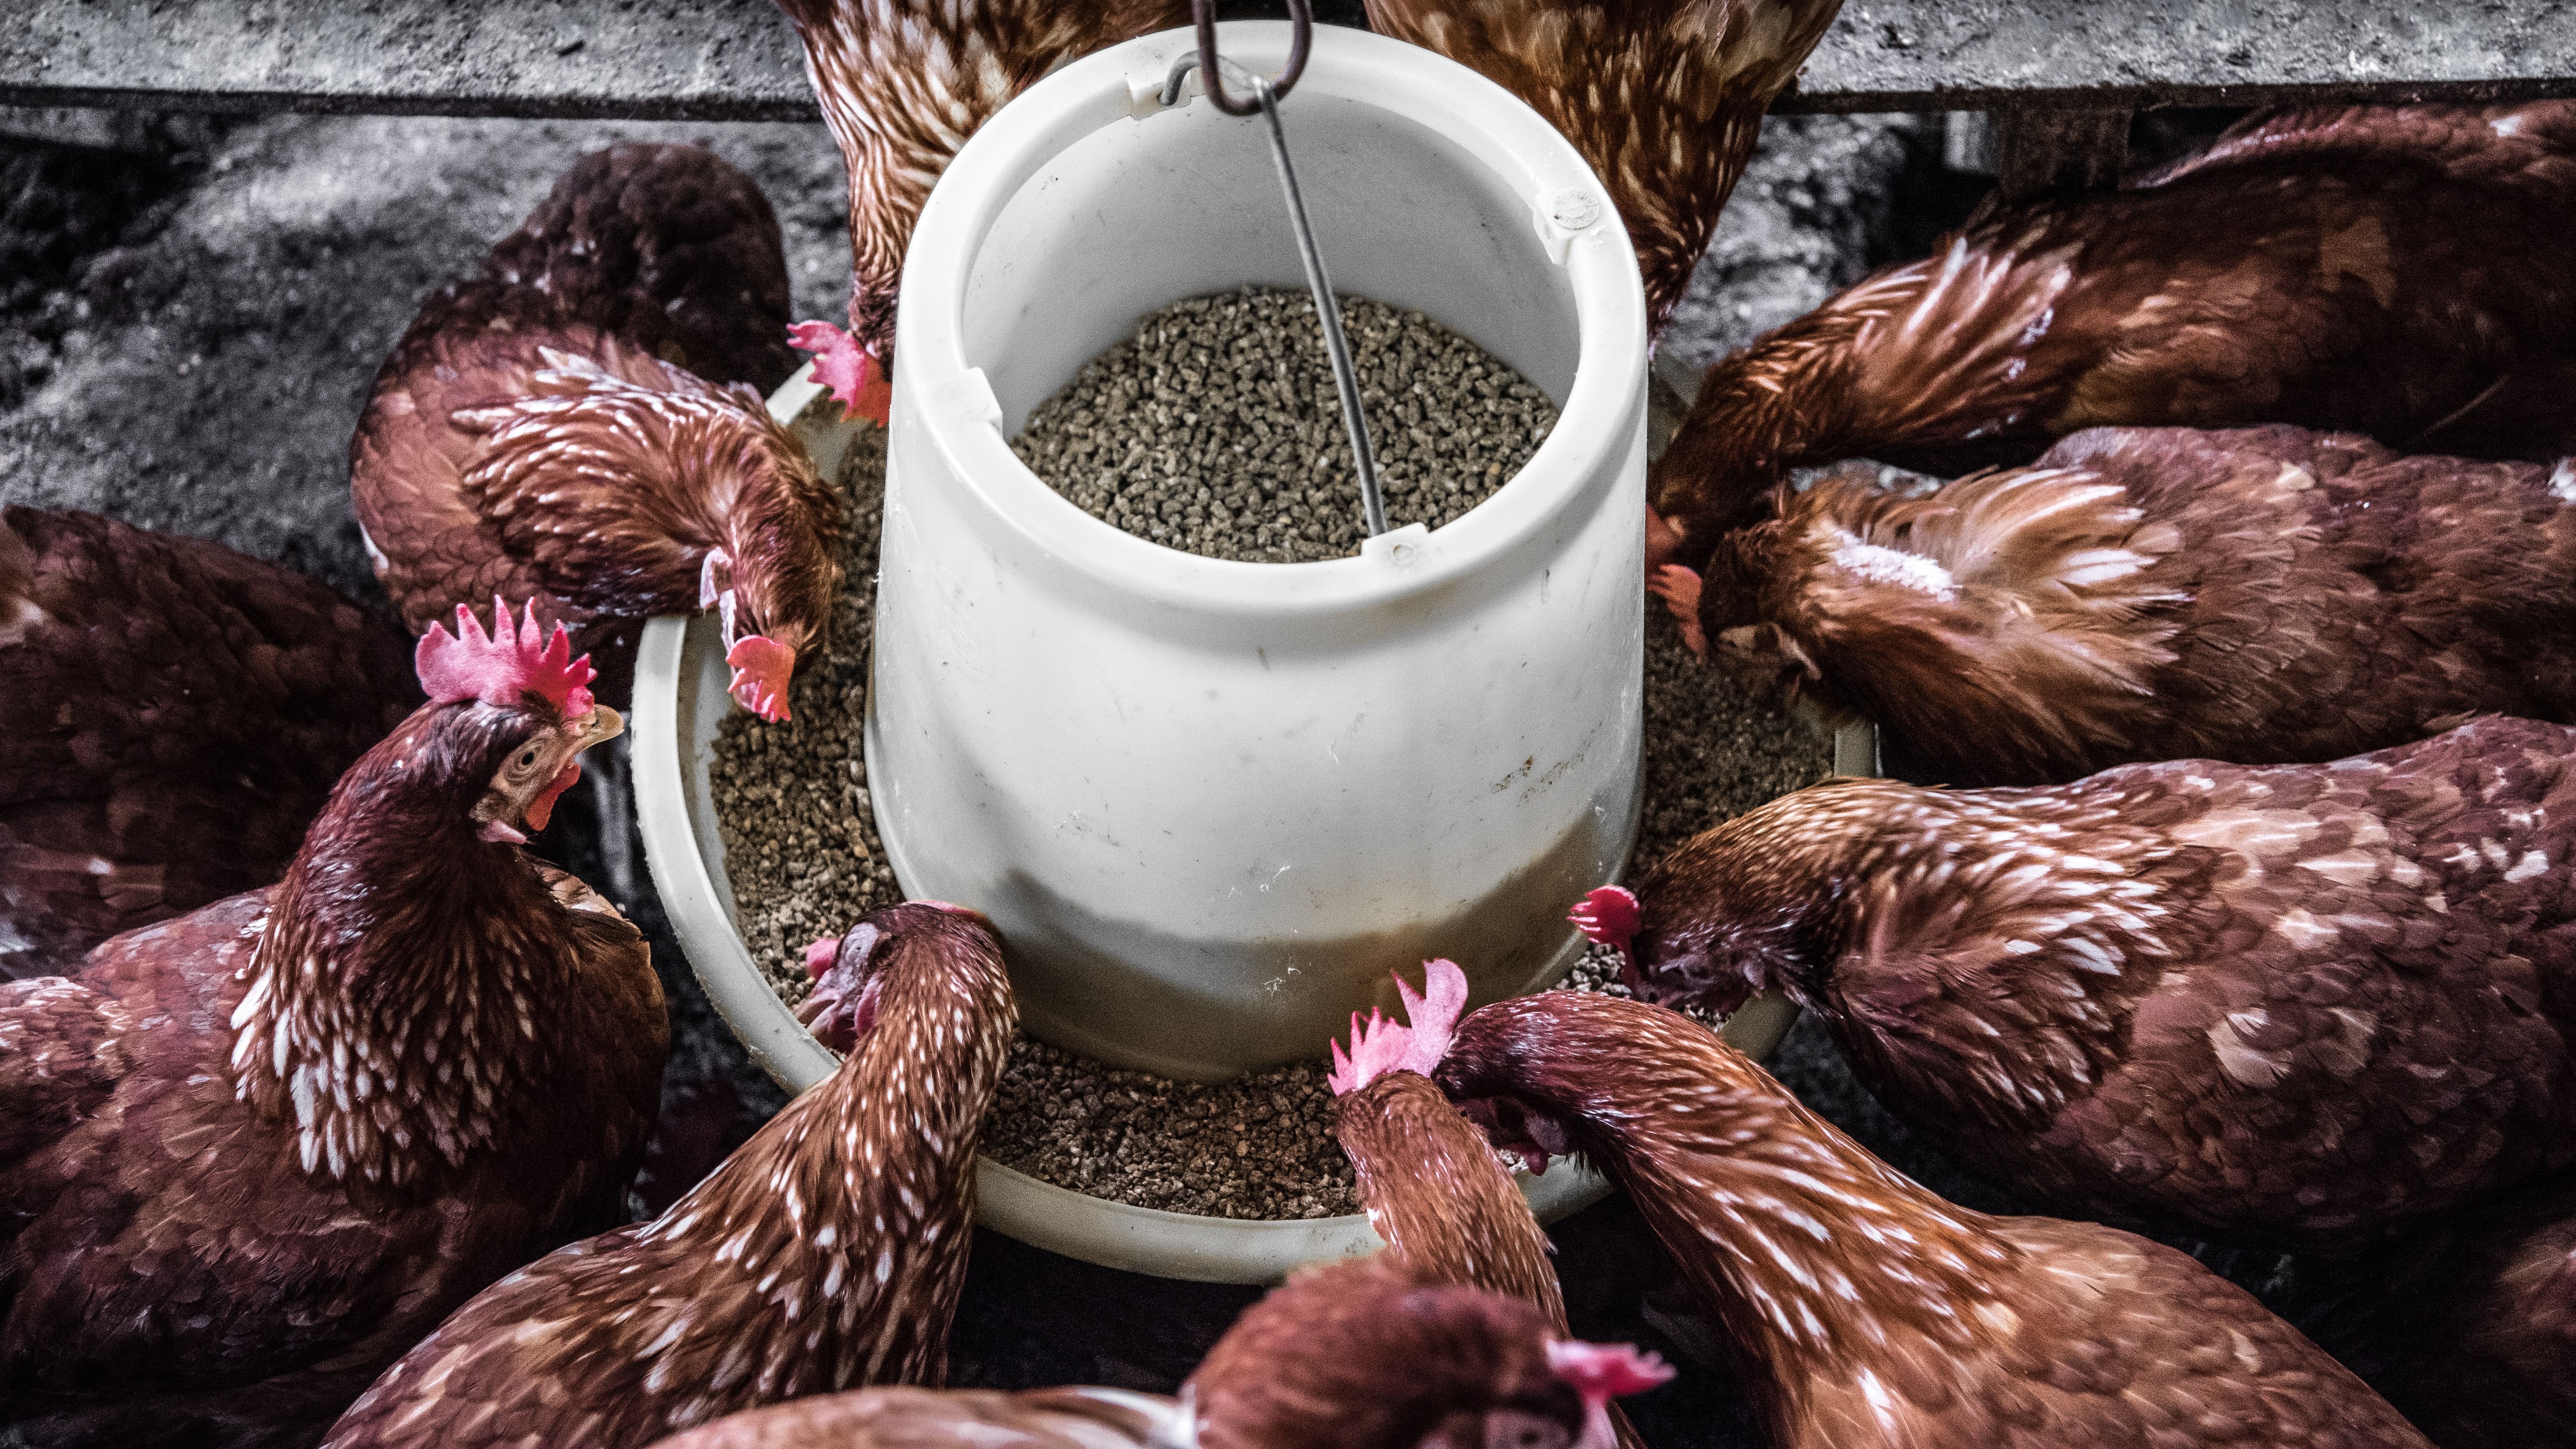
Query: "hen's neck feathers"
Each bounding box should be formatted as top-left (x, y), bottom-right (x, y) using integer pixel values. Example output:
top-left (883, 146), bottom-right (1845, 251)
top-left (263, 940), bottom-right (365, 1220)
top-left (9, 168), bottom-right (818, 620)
top-left (228, 715), bottom-right (570, 1192)
top-left (1335, 1071), bottom-right (1568, 1327)
top-left (629, 923), bottom-right (1017, 1393)
top-left (779, 0), bottom-right (1187, 355)
top-left (1448, 997), bottom-right (2018, 1410)
top-left (1645, 779), bottom-right (2190, 1121)
top-left (1656, 230), bottom-right (2089, 550)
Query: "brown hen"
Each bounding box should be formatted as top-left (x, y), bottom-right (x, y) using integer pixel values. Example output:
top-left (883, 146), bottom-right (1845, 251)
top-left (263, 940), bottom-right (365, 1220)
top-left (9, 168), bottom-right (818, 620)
top-left (1434, 991), bottom-right (2431, 1449)
top-left (0, 605), bottom-right (662, 1447)
top-left (351, 141), bottom-right (837, 721)
top-left (1328, 960), bottom-right (1652, 1449)
top-left (2295, 1171), bottom-right (2576, 1449)
top-left (774, 0), bottom-right (1189, 421)
top-left (323, 900), bottom-right (1015, 1449)
top-left (0, 505), bottom-right (420, 980)
top-left (1577, 715), bottom-right (2576, 1249)
top-left (647, 1257), bottom-right (1669, 1449)
top-left (1661, 424), bottom-right (2576, 787)
top-left (1652, 101), bottom-right (2576, 567)
top-left (1363, 0), bottom-right (1840, 336)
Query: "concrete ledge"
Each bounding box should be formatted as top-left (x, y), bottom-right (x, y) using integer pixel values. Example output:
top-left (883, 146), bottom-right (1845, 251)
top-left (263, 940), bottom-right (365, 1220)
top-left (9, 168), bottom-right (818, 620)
top-left (4, 0), bottom-right (2573, 121)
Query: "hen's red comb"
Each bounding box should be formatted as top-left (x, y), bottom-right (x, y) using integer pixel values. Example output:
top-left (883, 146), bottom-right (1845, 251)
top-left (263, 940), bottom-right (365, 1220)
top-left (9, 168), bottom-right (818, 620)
top-left (1327, 958), bottom-right (1469, 1096)
top-left (1546, 1340), bottom-right (1675, 1407)
top-left (1569, 885), bottom-right (1641, 952)
top-left (1648, 565), bottom-right (1709, 659)
top-left (788, 320), bottom-right (891, 426)
top-left (416, 597), bottom-right (597, 716)
top-left (803, 935), bottom-right (841, 980)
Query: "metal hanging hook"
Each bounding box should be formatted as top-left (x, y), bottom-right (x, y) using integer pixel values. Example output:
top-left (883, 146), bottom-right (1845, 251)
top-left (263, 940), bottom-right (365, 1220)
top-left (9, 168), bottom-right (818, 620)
top-left (1160, 19), bottom-right (1388, 538)
top-left (1185, 0), bottom-right (1311, 116)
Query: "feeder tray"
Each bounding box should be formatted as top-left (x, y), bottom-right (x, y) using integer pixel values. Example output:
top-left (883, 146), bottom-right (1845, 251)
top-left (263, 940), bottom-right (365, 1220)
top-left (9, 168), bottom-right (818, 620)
top-left (638, 21), bottom-right (1847, 1284)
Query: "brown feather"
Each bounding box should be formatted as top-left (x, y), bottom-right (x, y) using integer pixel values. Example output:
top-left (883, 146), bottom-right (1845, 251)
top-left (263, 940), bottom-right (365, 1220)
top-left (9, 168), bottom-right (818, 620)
top-left (2296, 1171), bottom-right (2576, 1449)
top-left (774, 0), bottom-right (1193, 360)
top-left (1697, 425), bottom-right (2576, 786)
top-left (1, 695), bottom-right (664, 1446)
top-left (0, 506), bottom-right (421, 981)
top-left (1435, 993), bottom-right (2431, 1449)
top-left (1362, 0), bottom-right (1839, 333)
top-left (1618, 717), bottom-right (2576, 1248)
top-left (323, 903), bottom-right (1014, 1449)
top-left (1654, 101), bottom-right (2576, 560)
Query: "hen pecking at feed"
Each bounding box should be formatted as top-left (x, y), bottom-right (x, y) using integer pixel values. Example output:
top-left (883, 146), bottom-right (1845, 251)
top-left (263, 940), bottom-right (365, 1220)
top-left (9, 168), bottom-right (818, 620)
top-left (351, 141), bottom-right (838, 723)
top-left (1577, 715), bottom-right (2576, 1250)
top-left (1657, 424), bottom-right (2576, 787)
top-left (0, 602), bottom-right (663, 1448)
top-left (1329, 959), bottom-right (1651, 1449)
top-left (323, 900), bottom-right (1016, 1449)
top-left (647, 1256), bottom-right (1670, 1449)
top-left (1651, 101), bottom-right (2576, 570)
top-left (1433, 990), bottom-right (2432, 1449)
top-left (774, 0), bottom-right (1190, 424)
top-left (1362, 0), bottom-right (1841, 339)
top-left (0, 505), bottom-right (421, 981)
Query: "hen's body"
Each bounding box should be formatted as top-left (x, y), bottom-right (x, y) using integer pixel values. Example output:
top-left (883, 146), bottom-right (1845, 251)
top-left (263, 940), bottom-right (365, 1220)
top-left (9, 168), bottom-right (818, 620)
top-left (652, 1258), bottom-right (1643, 1449)
top-left (1688, 424), bottom-right (2576, 786)
top-left (1654, 102), bottom-right (2576, 561)
top-left (2295, 1172), bottom-right (2576, 1449)
top-left (1, 704), bottom-right (664, 1448)
top-left (325, 904), bottom-right (1014, 1449)
top-left (1362, 0), bottom-right (1840, 334)
top-left (1613, 717), bottom-right (2576, 1248)
top-left (350, 142), bottom-right (834, 710)
top-left (1335, 1067), bottom-right (1652, 1449)
top-left (776, 0), bottom-right (1189, 365)
top-left (1436, 993), bottom-right (2429, 1449)
top-left (0, 506), bottom-right (419, 980)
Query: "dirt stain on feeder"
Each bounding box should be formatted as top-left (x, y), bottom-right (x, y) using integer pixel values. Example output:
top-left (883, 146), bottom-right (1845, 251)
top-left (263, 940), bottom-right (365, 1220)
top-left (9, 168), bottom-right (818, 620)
top-left (711, 347), bottom-right (1829, 1222)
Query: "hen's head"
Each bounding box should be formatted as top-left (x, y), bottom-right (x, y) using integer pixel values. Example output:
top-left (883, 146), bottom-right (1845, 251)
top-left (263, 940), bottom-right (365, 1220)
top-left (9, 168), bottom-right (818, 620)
top-left (1328, 958), bottom-right (1470, 1097)
top-left (697, 410), bottom-right (842, 725)
top-left (1188, 1257), bottom-right (1669, 1449)
top-left (409, 598), bottom-right (622, 846)
top-left (788, 319), bottom-right (891, 428)
top-left (1572, 796), bottom-right (1853, 1020)
top-left (798, 899), bottom-right (1001, 1055)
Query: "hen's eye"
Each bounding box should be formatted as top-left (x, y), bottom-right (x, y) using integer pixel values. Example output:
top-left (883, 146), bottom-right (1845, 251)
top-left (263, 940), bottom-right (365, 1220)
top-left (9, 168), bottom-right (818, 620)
top-left (516, 747), bottom-right (539, 769)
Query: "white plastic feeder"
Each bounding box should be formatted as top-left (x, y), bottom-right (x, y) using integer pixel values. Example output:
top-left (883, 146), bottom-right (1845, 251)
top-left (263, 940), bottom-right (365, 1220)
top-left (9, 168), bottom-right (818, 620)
top-left (636, 23), bottom-right (1819, 1284)
top-left (870, 21), bottom-right (1649, 1081)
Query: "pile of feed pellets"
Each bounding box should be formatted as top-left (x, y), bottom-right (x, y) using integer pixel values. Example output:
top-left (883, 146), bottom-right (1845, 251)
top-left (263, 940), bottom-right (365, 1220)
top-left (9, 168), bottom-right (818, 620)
top-left (1010, 286), bottom-right (1554, 563)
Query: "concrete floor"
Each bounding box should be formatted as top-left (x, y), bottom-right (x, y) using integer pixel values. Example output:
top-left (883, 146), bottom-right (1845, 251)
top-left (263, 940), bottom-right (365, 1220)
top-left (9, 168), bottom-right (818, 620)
top-left (2, 101), bottom-right (2275, 1445)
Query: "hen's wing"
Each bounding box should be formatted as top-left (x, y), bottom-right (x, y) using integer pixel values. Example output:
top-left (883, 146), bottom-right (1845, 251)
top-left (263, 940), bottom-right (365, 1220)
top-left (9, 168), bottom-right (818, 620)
top-left (0, 507), bottom-right (420, 980)
top-left (1362, 0), bottom-right (1837, 329)
top-left (648, 1386), bottom-right (1179, 1449)
top-left (401, 142), bottom-right (797, 391)
top-left (1801, 1218), bottom-right (2426, 1449)
top-left (0, 975), bottom-right (121, 1179)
